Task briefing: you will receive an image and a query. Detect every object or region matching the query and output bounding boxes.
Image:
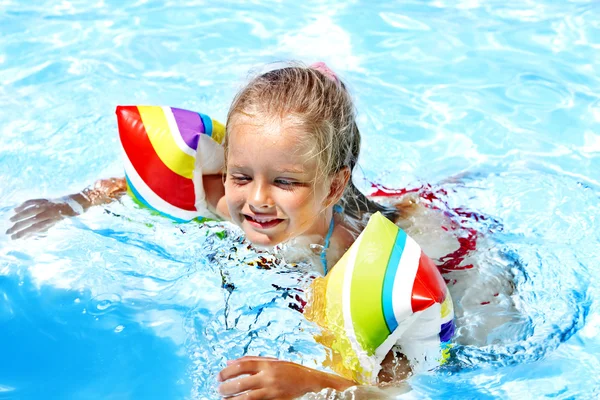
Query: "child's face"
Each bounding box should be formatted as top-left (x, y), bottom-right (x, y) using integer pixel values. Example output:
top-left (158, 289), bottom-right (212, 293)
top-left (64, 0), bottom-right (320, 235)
top-left (224, 116), bottom-right (332, 247)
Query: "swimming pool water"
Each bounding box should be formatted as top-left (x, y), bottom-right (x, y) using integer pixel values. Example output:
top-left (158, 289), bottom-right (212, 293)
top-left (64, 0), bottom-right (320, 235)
top-left (1, 1), bottom-right (600, 399)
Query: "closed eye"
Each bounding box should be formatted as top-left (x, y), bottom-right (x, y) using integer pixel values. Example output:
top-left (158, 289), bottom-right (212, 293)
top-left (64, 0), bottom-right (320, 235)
top-left (229, 174), bottom-right (251, 185)
top-left (275, 178), bottom-right (304, 191)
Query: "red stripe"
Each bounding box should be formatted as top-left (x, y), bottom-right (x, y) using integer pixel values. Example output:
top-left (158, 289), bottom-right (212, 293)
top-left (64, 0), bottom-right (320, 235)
top-left (369, 183), bottom-right (416, 197)
top-left (116, 106), bottom-right (196, 211)
top-left (410, 252), bottom-right (447, 312)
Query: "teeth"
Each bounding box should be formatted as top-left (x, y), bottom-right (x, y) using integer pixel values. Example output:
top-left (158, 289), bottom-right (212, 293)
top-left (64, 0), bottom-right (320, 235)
top-left (250, 215), bottom-right (276, 223)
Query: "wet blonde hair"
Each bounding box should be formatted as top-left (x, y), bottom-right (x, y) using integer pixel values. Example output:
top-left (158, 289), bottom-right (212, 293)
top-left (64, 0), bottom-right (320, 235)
top-left (224, 63), bottom-right (399, 229)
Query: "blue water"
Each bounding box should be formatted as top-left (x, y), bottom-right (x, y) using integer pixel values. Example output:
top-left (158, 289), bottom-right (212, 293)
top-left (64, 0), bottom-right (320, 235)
top-left (1, 1), bottom-right (600, 399)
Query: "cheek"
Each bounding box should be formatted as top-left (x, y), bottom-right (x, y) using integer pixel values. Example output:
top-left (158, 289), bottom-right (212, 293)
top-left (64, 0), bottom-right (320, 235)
top-left (285, 190), bottom-right (323, 217)
top-left (224, 182), bottom-right (244, 209)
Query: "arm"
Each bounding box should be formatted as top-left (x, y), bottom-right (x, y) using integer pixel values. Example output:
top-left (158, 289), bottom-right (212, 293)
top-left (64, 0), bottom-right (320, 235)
top-left (203, 173), bottom-right (230, 221)
top-left (8, 173), bottom-right (231, 240)
top-left (7, 177), bottom-right (127, 239)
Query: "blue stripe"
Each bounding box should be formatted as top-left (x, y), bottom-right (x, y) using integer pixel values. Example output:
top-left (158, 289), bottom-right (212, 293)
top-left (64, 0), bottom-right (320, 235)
top-left (440, 320), bottom-right (455, 343)
top-left (199, 113), bottom-right (213, 137)
top-left (125, 174), bottom-right (188, 223)
top-left (382, 229), bottom-right (408, 332)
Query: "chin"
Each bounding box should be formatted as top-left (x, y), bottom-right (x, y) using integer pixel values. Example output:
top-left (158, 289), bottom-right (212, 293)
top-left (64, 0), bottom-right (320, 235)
top-left (245, 231), bottom-right (283, 249)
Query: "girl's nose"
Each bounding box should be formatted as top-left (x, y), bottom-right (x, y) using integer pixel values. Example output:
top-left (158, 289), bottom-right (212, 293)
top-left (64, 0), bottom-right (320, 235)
top-left (249, 182), bottom-right (274, 209)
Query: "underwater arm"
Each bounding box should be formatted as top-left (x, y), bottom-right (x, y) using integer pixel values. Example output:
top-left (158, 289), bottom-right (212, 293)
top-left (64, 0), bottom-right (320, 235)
top-left (217, 352), bottom-right (412, 400)
top-left (7, 177), bottom-right (127, 239)
top-left (218, 356), bottom-right (355, 399)
top-left (377, 349), bottom-right (412, 383)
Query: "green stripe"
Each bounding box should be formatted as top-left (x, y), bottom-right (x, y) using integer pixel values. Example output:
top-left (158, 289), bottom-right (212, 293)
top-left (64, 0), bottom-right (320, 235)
top-left (349, 213), bottom-right (398, 354)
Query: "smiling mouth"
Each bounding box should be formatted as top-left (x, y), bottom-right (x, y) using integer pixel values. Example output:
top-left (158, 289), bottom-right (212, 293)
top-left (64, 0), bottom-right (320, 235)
top-left (244, 214), bottom-right (284, 229)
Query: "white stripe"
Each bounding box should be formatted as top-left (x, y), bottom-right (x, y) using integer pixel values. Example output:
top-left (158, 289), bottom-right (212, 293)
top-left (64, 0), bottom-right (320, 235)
top-left (392, 235), bottom-right (422, 326)
top-left (396, 304), bottom-right (445, 373)
top-left (122, 150), bottom-right (201, 221)
top-left (192, 150), bottom-right (220, 221)
top-left (374, 312), bottom-right (419, 362)
top-left (162, 106), bottom-right (197, 157)
top-left (340, 232), bottom-right (379, 379)
top-left (197, 134), bottom-right (226, 174)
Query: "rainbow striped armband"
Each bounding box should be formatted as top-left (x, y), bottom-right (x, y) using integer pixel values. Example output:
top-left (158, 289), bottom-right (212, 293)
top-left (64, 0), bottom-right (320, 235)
top-left (117, 105), bottom-right (225, 222)
top-left (306, 212), bottom-right (455, 384)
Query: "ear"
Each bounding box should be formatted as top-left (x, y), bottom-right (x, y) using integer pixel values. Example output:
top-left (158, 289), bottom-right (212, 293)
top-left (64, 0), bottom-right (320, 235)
top-left (325, 166), bottom-right (351, 207)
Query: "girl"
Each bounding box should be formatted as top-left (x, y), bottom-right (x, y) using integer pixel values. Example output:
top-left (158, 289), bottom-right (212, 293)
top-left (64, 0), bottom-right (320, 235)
top-left (8, 62), bottom-right (461, 398)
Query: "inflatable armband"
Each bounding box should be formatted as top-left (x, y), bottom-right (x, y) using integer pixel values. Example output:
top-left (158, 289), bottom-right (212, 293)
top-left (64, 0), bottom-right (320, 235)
top-left (117, 105), bottom-right (225, 222)
top-left (306, 212), bottom-right (454, 384)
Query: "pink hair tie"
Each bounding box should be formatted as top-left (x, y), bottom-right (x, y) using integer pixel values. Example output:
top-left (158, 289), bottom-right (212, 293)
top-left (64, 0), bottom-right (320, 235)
top-left (310, 62), bottom-right (339, 83)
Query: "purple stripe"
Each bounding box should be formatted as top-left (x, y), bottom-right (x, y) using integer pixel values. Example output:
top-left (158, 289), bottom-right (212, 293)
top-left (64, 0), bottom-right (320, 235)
top-left (171, 107), bottom-right (204, 151)
top-left (440, 320), bottom-right (455, 343)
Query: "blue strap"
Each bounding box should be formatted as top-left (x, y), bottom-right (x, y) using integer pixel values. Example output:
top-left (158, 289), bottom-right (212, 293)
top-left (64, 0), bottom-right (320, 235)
top-left (321, 204), bottom-right (343, 275)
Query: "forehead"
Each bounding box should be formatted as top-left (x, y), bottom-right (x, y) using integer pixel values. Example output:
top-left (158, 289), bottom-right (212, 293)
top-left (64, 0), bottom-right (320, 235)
top-left (227, 116), bottom-right (316, 163)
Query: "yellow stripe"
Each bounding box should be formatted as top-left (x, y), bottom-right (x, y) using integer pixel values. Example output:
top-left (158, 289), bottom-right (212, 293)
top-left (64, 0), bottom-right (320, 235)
top-left (211, 119), bottom-right (226, 144)
top-left (325, 250), bottom-right (347, 331)
top-left (441, 294), bottom-right (452, 319)
top-left (324, 247), bottom-right (363, 377)
top-left (440, 342), bottom-right (453, 364)
top-left (137, 106), bottom-right (195, 179)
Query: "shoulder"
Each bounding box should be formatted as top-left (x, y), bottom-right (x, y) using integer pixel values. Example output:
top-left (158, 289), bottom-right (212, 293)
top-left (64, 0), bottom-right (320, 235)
top-left (327, 216), bottom-right (358, 267)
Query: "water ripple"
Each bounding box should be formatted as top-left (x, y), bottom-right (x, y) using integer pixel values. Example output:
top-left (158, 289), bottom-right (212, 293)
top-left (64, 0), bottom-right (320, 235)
top-left (379, 12), bottom-right (431, 31)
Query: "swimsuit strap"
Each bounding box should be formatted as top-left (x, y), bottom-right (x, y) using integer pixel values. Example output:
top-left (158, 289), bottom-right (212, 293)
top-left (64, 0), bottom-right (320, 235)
top-left (321, 204), bottom-right (343, 275)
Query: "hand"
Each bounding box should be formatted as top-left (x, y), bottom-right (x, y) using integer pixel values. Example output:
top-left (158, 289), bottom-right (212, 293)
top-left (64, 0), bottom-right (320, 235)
top-left (6, 197), bottom-right (83, 240)
top-left (6, 177), bottom-right (126, 240)
top-left (218, 356), bottom-right (355, 400)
